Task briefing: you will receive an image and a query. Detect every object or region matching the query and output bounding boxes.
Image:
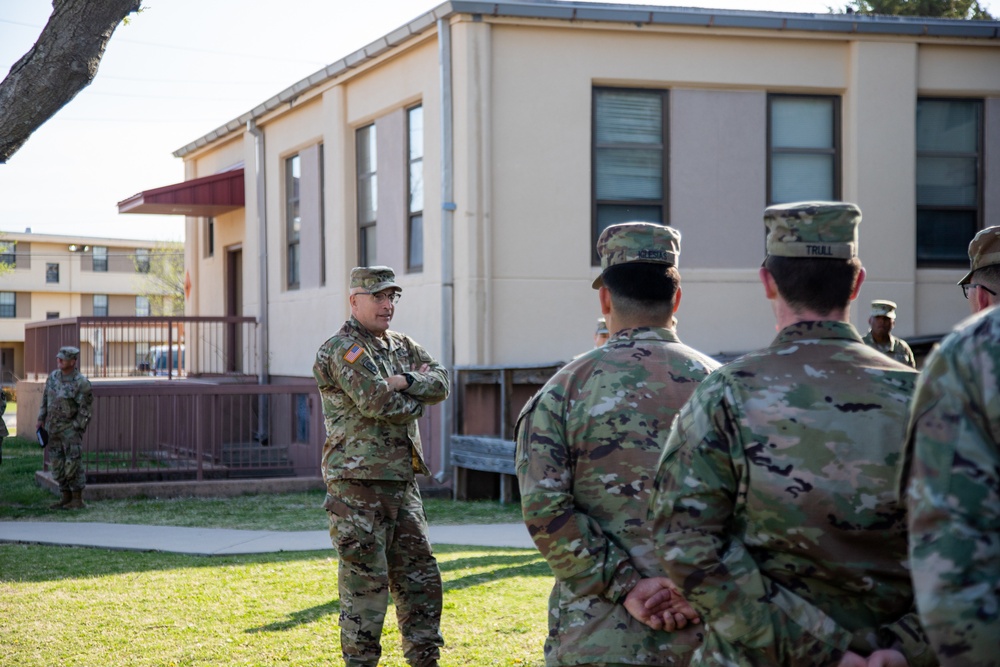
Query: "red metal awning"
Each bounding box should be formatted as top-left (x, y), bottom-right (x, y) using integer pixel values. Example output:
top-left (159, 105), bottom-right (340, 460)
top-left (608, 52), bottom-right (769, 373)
top-left (118, 169), bottom-right (245, 216)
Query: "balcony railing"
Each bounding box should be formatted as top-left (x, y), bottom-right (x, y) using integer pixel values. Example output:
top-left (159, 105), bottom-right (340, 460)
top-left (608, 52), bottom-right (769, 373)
top-left (25, 316), bottom-right (259, 380)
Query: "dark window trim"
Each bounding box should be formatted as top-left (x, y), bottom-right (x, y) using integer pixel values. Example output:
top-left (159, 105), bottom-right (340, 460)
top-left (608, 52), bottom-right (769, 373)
top-left (319, 143), bottom-right (326, 286)
top-left (766, 93), bottom-right (842, 206)
top-left (591, 86), bottom-right (670, 265)
top-left (407, 104), bottom-right (424, 273)
top-left (285, 153), bottom-right (301, 290)
top-left (915, 96), bottom-right (984, 268)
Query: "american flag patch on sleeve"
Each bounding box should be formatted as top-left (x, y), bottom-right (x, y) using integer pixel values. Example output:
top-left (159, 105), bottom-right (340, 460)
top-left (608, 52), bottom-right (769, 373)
top-left (343, 344), bottom-right (364, 363)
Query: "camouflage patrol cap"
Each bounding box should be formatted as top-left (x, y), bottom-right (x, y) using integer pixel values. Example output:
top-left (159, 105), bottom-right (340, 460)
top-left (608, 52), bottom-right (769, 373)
top-left (958, 226), bottom-right (1000, 286)
top-left (764, 201), bottom-right (860, 260)
top-left (870, 300), bottom-right (898, 320)
top-left (350, 266), bottom-right (401, 294)
top-left (592, 222), bottom-right (681, 289)
top-left (595, 317), bottom-right (609, 336)
top-left (56, 346), bottom-right (80, 360)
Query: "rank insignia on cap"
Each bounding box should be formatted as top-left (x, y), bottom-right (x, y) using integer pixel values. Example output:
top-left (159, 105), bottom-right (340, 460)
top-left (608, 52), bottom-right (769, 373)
top-left (343, 344), bottom-right (364, 363)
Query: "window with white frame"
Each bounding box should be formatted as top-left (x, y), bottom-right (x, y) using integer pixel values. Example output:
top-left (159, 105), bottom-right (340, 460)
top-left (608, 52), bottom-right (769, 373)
top-left (92, 246), bottom-right (108, 272)
top-left (916, 98), bottom-right (983, 266)
top-left (0, 242), bottom-right (15, 267)
top-left (593, 88), bottom-right (669, 263)
top-left (407, 105), bottom-right (424, 272)
top-left (0, 292), bottom-right (14, 318)
top-left (768, 95), bottom-right (840, 204)
top-left (136, 296), bottom-right (150, 317)
top-left (135, 248), bottom-right (150, 273)
top-left (286, 154), bottom-right (301, 289)
top-left (357, 124), bottom-right (378, 266)
top-left (46, 263), bottom-right (59, 283)
top-left (93, 294), bottom-right (108, 317)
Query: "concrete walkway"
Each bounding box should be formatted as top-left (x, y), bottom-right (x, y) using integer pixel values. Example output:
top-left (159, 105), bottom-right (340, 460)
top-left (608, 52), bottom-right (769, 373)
top-left (0, 521), bottom-right (535, 556)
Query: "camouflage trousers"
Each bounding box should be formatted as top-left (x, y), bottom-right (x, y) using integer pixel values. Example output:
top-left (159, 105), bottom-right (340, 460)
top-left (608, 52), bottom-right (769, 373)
top-left (49, 428), bottom-right (86, 492)
top-left (325, 479), bottom-right (444, 667)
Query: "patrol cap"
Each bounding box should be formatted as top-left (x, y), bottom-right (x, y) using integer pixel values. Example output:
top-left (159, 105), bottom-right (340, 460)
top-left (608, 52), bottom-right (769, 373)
top-left (592, 222), bottom-right (681, 289)
top-left (763, 201), bottom-right (860, 260)
top-left (350, 266), bottom-right (401, 295)
top-left (958, 226), bottom-right (1000, 286)
top-left (870, 300), bottom-right (897, 320)
top-left (56, 346), bottom-right (80, 360)
top-left (595, 317), bottom-right (609, 336)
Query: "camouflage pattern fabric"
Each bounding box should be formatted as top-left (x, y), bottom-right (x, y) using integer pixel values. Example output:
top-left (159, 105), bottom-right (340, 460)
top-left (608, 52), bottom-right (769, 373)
top-left (764, 201), bottom-right (860, 259)
top-left (326, 479), bottom-right (443, 667)
top-left (649, 321), bottom-right (938, 667)
top-left (515, 326), bottom-right (720, 666)
top-left (314, 315), bottom-right (448, 667)
top-left (902, 305), bottom-right (1000, 666)
top-left (313, 316), bottom-right (449, 481)
top-left (862, 331), bottom-right (917, 368)
top-left (37, 367), bottom-right (93, 492)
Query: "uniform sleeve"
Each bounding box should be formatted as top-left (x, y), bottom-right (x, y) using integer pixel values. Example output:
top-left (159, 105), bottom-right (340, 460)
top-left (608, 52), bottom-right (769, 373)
top-left (401, 337), bottom-right (450, 405)
top-left (74, 379), bottom-right (93, 432)
top-left (905, 340), bottom-right (1000, 665)
top-left (902, 341), bottom-right (917, 369)
top-left (314, 342), bottom-right (425, 425)
top-left (515, 383), bottom-right (639, 603)
top-left (649, 376), bottom-right (854, 666)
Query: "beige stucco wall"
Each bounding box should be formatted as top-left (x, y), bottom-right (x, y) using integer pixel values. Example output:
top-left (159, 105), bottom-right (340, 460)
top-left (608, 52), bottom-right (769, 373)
top-left (182, 15), bottom-right (1000, 373)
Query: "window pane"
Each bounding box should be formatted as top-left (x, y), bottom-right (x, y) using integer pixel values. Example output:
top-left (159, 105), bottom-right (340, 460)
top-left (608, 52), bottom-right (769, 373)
top-left (359, 175), bottom-right (378, 224)
top-left (596, 205), bottom-right (663, 239)
top-left (917, 99), bottom-right (979, 153)
top-left (409, 161), bottom-right (424, 213)
top-left (771, 98), bottom-right (833, 149)
top-left (287, 244), bottom-right (300, 287)
top-left (136, 296), bottom-right (150, 317)
top-left (916, 156), bottom-right (977, 207)
top-left (595, 91), bottom-right (662, 145)
top-left (94, 295), bottom-right (108, 317)
top-left (360, 226), bottom-right (376, 267)
top-left (46, 263), bottom-right (59, 283)
top-left (93, 246), bottom-right (108, 272)
top-left (286, 155), bottom-right (301, 243)
top-left (0, 292), bottom-right (14, 318)
top-left (408, 106), bottom-right (423, 161)
top-left (408, 214), bottom-right (424, 270)
top-left (917, 209), bottom-right (978, 264)
top-left (771, 154), bottom-right (834, 203)
top-left (358, 125), bottom-right (377, 172)
top-left (595, 147), bottom-right (663, 200)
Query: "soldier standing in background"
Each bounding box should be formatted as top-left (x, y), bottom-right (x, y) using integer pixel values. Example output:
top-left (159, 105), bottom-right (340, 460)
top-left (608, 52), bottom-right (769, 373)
top-left (632, 203), bottom-right (936, 666)
top-left (593, 317), bottom-right (610, 347)
top-left (36, 345), bottom-right (93, 510)
top-left (313, 266), bottom-right (449, 667)
top-left (516, 222), bottom-right (718, 667)
top-left (903, 226), bottom-right (1000, 666)
top-left (862, 299), bottom-right (916, 367)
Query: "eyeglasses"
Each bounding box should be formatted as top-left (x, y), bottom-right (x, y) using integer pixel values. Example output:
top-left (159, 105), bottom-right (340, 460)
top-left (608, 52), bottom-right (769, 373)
top-left (962, 283), bottom-right (997, 299)
top-left (358, 291), bottom-right (401, 305)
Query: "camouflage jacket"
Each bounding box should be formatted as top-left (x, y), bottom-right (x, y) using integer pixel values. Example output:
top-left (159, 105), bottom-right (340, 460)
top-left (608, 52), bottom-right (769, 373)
top-left (515, 326), bottom-right (720, 666)
top-left (649, 321), bottom-right (937, 667)
top-left (902, 305), bottom-right (1000, 666)
top-left (863, 331), bottom-right (917, 368)
top-left (313, 317), bottom-right (449, 482)
top-left (36, 368), bottom-right (93, 435)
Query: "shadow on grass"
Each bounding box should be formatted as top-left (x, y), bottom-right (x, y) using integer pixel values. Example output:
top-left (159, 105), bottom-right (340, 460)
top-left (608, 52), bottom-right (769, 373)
top-left (242, 550), bottom-right (548, 633)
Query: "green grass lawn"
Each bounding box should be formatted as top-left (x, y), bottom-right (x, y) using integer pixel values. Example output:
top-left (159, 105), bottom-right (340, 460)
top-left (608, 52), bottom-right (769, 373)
top-left (0, 436), bottom-right (524, 528)
top-left (0, 435), bottom-right (551, 665)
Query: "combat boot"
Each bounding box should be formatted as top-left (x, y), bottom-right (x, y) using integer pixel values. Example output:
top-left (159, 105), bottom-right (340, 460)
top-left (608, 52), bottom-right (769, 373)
top-left (64, 490), bottom-right (87, 510)
top-left (49, 490), bottom-right (72, 510)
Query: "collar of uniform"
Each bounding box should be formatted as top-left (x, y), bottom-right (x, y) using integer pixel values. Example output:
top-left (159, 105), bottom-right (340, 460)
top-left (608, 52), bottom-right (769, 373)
top-left (347, 316), bottom-right (395, 351)
top-left (773, 320), bottom-right (863, 347)
top-left (608, 326), bottom-right (681, 345)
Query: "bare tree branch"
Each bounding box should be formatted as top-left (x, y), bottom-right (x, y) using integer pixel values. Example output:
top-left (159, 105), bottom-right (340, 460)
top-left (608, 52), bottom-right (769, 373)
top-left (0, 0), bottom-right (142, 163)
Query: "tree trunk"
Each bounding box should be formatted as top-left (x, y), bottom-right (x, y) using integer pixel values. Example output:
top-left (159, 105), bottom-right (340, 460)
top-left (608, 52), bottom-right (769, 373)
top-left (0, 0), bottom-right (142, 163)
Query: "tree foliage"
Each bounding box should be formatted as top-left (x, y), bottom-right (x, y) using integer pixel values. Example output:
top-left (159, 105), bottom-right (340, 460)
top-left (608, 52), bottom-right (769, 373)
top-left (0, 0), bottom-right (142, 163)
top-left (134, 242), bottom-right (185, 316)
top-left (840, 0), bottom-right (994, 18)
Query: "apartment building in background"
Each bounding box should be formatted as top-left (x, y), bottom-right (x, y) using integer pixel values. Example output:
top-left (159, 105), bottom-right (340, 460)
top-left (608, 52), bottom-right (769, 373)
top-left (0, 230), bottom-right (177, 384)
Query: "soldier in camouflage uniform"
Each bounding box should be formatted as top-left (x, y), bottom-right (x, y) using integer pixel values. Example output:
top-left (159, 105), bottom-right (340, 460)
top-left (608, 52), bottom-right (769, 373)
top-left (36, 346), bottom-right (93, 510)
top-left (313, 266), bottom-right (449, 667)
top-left (634, 202), bottom-right (937, 666)
top-left (903, 226), bottom-right (1000, 666)
top-left (516, 222), bottom-right (719, 667)
top-left (594, 317), bottom-right (610, 347)
top-left (862, 300), bottom-right (916, 368)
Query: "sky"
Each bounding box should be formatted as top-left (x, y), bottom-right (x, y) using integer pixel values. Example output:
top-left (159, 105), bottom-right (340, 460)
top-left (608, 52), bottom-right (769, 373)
top-left (1, 0), bottom-right (996, 243)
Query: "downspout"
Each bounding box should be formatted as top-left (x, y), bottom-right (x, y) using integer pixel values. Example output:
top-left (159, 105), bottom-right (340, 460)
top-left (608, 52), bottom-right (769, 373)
top-left (248, 119), bottom-right (270, 387)
top-left (436, 17), bottom-right (455, 483)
